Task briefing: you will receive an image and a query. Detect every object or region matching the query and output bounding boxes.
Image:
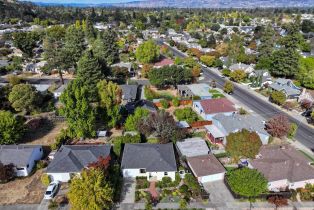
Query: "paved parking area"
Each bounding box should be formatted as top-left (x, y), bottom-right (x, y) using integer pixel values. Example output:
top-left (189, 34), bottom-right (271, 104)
top-left (120, 178), bottom-right (136, 204)
top-left (202, 180), bottom-right (235, 203)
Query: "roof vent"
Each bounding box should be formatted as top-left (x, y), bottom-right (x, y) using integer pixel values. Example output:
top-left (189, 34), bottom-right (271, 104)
top-left (280, 145), bottom-right (286, 150)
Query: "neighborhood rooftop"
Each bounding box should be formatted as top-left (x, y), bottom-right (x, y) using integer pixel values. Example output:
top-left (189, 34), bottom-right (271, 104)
top-left (46, 144), bottom-right (111, 173)
top-left (120, 84), bottom-right (138, 101)
top-left (121, 143), bottom-right (177, 172)
top-left (0, 145), bottom-right (42, 166)
top-left (200, 98), bottom-right (236, 114)
top-left (212, 113), bottom-right (269, 136)
top-left (187, 154), bottom-right (226, 177)
top-left (176, 138), bottom-right (210, 157)
top-left (250, 145), bottom-right (314, 183)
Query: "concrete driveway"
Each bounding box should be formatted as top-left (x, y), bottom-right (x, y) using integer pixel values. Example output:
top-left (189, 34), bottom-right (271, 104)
top-left (120, 178), bottom-right (136, 204)
top-left (202, 180), bottom-right (234, 203)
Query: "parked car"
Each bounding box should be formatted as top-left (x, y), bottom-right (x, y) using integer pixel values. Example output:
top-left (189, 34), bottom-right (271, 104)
top-left (44, 181), bottom-right (60, 199)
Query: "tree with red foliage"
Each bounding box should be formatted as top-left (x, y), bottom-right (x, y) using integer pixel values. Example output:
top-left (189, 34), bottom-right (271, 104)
top-left (300, 99), bottom-right (313, 110)
top-left (265, 114), bottom-right (291, 138)
top-left (88, 156), bottom-right (111, 175)
top-left (0, 162), bottom-right (15, 183)
top-left (268, 196), bottom-right (288, 209)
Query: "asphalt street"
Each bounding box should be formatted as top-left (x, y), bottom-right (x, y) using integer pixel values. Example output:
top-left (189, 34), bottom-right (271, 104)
top-left (157, 39), bottom-right (314, 150)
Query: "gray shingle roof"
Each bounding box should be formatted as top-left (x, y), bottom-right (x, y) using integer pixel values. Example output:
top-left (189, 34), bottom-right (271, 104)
top-left (120, 85), bottom-right (138, 101)
top-left (176, 138), bottom-right (210, 157)
top-left (47, 145), bottom-right (111, 173)
top-left (121, 143), bottom-right (177, 172)
top-left (0, 145), bottom-right (42, 167)
top-left (269, 79), bottom-right (301, 96)
top-left (213, 113), bottom-right (269, 136)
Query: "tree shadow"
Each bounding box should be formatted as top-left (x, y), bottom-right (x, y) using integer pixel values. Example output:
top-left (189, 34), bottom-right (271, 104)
top-left (21, 118), bottom-right (56, 144)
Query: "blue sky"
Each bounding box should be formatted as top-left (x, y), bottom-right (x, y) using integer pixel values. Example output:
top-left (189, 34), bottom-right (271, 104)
top-left (27, 0), bottom-right (140, 3)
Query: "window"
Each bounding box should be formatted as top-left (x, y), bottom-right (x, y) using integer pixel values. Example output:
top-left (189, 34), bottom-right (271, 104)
top-left (164, 172), bottom-right (168, 176)
top-left (140, 169), bottom-right (146, 173)
top-left (26, 164), bottom-right (29, 168)
top-left (16, 167), bottom-right (24, 171)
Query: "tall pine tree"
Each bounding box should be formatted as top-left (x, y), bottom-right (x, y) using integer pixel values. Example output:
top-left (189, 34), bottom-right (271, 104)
top-left (77, 50), bottom-right (105, 100)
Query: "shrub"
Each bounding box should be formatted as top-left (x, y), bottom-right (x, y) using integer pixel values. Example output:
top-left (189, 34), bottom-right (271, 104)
top-left (192, 95), bottom-right (201, 100)
top-left (160, 99), bottom-right (169, 109)
top-left (179, 184), bottom-right (189, 194)
top-left (135, 191), bottom-right (141, 202)
top-left (36, 160), bottom-right (48, 170)
top-left (48, 200), bottom-right (58, 210)
top-left (230, 70), bottom-right (247, 82)
top-left (288, 123), bottom-right (298, 139)
top-left (173, 172), bottom-right (181, 186)
top-left (144, 86), bottom-right (159, 101)
top-left (51, 129), bottom-right (71, 150)
top-left (238, 107), bottom-right (248, 115)
top-left (174, 107), bottom-right (199, 124)
top-left (179, 198), bottom-right (188, 209)
top-left (41, 174), bottom-right (51, 186)
top-left (172, 97), bottom-right (180, 107)
top-left (158, 176), bottom-right (173, 188)
top-left (223, 81), bottom-right (234, 94)
top-left (222, 69), bottom-right (231, 76)
top-left (270, 91), bottom-right (286, 106)
top-left (113, 134), bottom-right (141, 157)
top-left (184, 174), bottom-right (201, 195)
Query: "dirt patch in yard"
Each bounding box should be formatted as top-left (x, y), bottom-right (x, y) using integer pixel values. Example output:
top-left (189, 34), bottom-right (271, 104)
top-left (21, 120), bottom-right (67, 146)
top-left (0, 170), bottom-right (46, 205)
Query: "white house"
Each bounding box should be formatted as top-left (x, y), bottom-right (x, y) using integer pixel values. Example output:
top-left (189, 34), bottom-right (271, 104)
top-left (187, 154), bottom-right (226, 183)
top-left (193, 98), bottom-right (236, 121)
top-left (46, 144), bottom-right (111, 182)
top-left (0, 145), bottom-right (43, 177)
top-left (249, 145), bottom-right (314, 191)
top-left (121, 143), bottom-right (177, 181)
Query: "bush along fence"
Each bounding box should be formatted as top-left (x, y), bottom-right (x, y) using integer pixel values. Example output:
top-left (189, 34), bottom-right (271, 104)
top-left (190, 120), bottom-right (212, 128)
top-left (154, 99), bottom-right (193, 107)
top-left (223, 177), bottom-right (292, 200)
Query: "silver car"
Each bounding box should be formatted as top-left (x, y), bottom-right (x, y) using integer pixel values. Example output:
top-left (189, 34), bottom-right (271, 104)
top-left (44, 181), bottom-right (59, 199)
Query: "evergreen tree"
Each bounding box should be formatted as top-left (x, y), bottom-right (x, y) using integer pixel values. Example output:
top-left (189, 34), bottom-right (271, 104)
top-left (97, 30), bottom-right (119, 65)
top-left (60, 80), bottom-right (96, 138)
top-left (63, 25), bottom-right (86, 70)
top-left (91, 37), bottom-right (111, 75)
top-left (256, 25), bottom-right (276, 70)
top-left (82, 17), bottom-right (96, 43)
top-left (77, 51), bottom-right (105, 100)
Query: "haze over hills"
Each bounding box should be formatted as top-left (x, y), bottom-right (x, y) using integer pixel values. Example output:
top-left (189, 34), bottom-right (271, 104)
top-left (27, 0), bottom-right (314, 8)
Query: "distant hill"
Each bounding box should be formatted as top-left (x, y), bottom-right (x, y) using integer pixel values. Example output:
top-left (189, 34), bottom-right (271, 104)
top-left (116, 0), bottom-right (314, 8)
top-left (28, 0), bottom-right (314, 8)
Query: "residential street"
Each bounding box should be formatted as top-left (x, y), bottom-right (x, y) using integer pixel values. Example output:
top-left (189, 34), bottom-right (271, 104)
top-left (159, 39), bottom-right (314, 150)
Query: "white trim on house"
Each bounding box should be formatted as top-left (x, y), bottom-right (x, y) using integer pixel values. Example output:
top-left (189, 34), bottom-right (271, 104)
top-left (122, 168), bottom-right (176, 181)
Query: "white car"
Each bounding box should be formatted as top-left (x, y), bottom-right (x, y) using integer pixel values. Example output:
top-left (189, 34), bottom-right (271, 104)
top-left (44, 181), bottom-right (59, 199)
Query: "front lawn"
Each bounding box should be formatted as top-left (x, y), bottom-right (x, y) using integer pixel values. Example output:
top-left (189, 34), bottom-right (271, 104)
top-left (209, 89), bottom-right (225, 99)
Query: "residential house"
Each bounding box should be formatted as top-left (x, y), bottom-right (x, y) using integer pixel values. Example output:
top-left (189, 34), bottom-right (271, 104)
top-left (178, 83), bottom-right (212, 100)
top-left (193, 98), bottom-right (237, 121)
top-left (120, 85), bottom-right (139, 104)
top-left (249, 145), bottom-right (314, 191)
top-left (33, 84), bottom-right (50, 93)
top-left (187, 154), bottom-right (226, 183)
top-left (176, 138), bottom-right (210, 158)
top-left (153, 58), bottom-right (174, 68)
top-left (269, 78), bottom-right (301, 99)
top-left (0, 145), bottom-right (43, 177)
top-left (205, 113), bottom-right (270, 145)
top-left (229, 63), bottom-right (255, 74)
top-left (46, 144), bottom-right (111, 182)
top-left (121, 143), bottom-right (177, 181)
top-left (249, 70), bottom-right (272, 87)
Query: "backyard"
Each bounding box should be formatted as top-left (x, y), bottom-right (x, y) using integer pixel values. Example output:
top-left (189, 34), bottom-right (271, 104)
top-left (0, 169), bottom-right (46, 205)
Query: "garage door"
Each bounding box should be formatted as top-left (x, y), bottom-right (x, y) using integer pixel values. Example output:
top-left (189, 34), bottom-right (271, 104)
top-left (201, 173), bottom-right (224, 183)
